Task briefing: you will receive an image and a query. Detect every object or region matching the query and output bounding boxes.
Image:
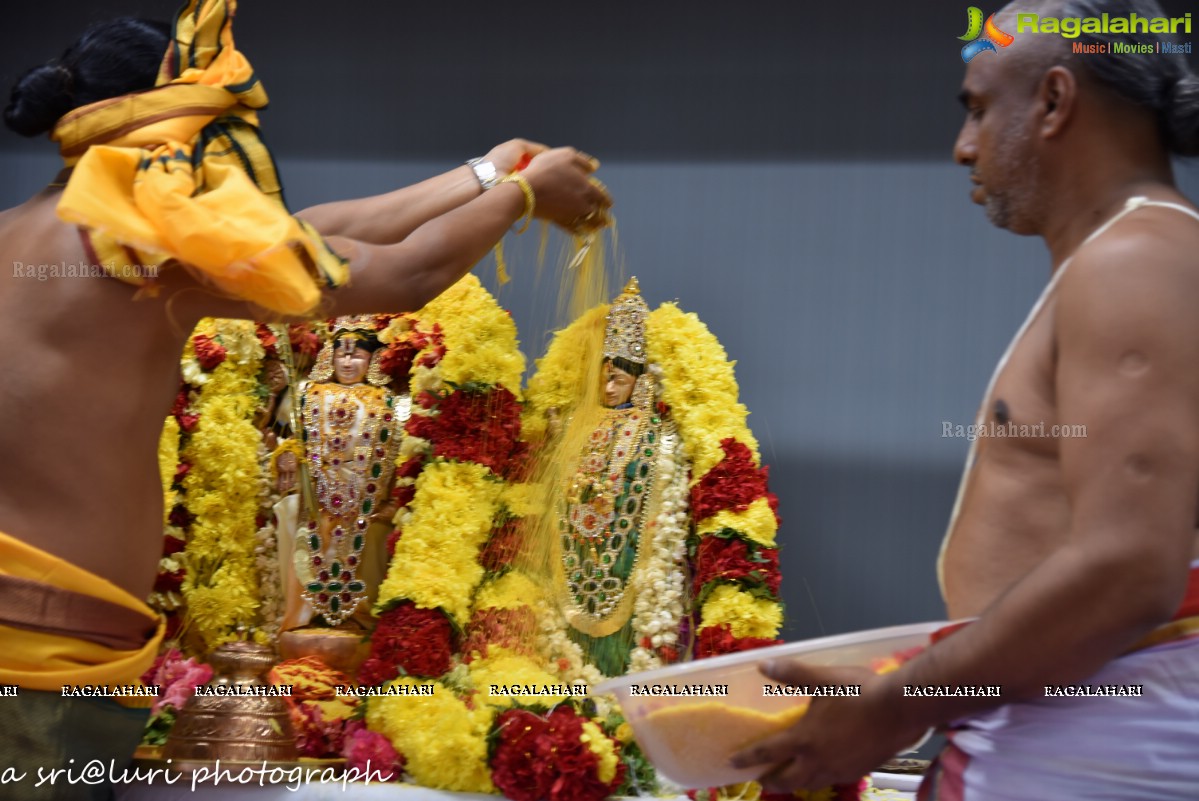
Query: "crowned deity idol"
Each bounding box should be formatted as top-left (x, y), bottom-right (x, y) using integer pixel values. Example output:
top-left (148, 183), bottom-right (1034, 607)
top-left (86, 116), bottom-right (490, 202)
top-left (274, 317), bottom-right (410, 639)
top-left (550, 279), bottom-right (692, 678)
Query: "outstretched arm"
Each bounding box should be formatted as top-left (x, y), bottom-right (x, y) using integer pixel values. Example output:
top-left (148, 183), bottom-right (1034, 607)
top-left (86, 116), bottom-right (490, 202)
top-left (166, 146), bottom-right (609, 323)
top-left (297, 139), bottom-right (549, 245)
top-left (319, 145), bottom-right (608, 316)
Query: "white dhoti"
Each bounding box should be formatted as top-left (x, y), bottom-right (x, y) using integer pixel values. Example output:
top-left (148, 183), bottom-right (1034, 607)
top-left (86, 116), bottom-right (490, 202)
top-left (919, 633), bottom-right (1199, 801)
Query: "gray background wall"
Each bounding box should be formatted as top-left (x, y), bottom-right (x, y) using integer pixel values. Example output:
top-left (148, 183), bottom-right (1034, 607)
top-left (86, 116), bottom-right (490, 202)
top-left (3, 1), bottom-right (1198, 641)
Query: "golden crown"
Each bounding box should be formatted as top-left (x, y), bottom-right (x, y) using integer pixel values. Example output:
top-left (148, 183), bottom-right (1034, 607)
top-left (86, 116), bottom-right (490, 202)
top-left (329, 314), bottom-right (383, 339)
top-left (603, 278), bottom-right (649, 365)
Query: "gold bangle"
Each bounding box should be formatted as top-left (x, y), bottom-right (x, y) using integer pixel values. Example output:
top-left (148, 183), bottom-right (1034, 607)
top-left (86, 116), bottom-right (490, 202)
top-left (500, 173), bottom-right (535, 234)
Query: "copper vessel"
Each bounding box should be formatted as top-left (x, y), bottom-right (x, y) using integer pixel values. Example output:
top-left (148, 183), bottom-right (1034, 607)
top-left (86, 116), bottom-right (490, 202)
top-left (278, 625), bottom-right (369, 674)
top-left (163, 641), bottom-right (297, 762)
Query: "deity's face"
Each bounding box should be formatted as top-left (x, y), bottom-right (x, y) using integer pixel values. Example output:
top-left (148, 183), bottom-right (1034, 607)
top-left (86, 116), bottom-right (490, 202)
top-left (333, 337), bottom-right (372, 385)
top-left (603, 361), bottom-right (637, 408)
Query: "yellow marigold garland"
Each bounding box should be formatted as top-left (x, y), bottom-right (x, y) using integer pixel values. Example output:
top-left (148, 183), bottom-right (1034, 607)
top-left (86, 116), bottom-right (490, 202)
top-left (500, 481), bottom-right (542, 518)
top-left (375, 273), bottom-right (527, 624)
top-left (646, 303), bottom-right (759, 478)
top-left (158, 416), bottom-right (180, 524)
top-left (150, 414), bottom-right (186, 619)
top-left (179, 319), bottom-right (267, 652)
top-left (699, 584), bottom-right (784, 640)
top-left (467, 646), bottom-right (568, 708)
top-left (376, 460), bottom-right (502, 625)
top-left (580, 719), bottom-right (620, 784)
top-left (366, 679), bottom-right (495, 793)
top-left (364, 276), bottom-right (559, 792)
top-left (418, 274), bottom-right (525, 394)
top-left (696, 498), bottom-right (779, 548)
top-left (473, 571), bottom-right (544, 612)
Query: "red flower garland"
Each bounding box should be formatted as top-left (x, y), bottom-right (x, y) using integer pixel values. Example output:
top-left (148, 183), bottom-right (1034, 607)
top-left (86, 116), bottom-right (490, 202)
top-left (479, 519), bottom-right (522, 573)
top-left (491, 707), bottom-right (625, 801)
top-left (492, 710), bottom-right (553, 801)
top-left (380, 340), bottom-right (420, 382)
top-left (686, 436), bottom-right (785, 658)
top-left (292, 703), bottom-right (346, 758)
top-left (288, 323), bottom-right (321, 359)
top-left (694, 624), bottom-right (782, 659)
top-left (690, 439), bottom-right (780, 524)
top-left (168, 504), bottom-right (193, 528)
top-left (694, 537), bottom-right (782, 596)
top-left (385, 528), bottom-right (402, 560)
top-left (414, 324), bottom-right (446, 368)
top-left (405, 388), bottom-right (526, 478)
top-left (255, 324), bottom-right (278, 358)
top-left (169, 389), bottom-right (188, 418)
top-left (191, 334), bottom-right (227, 371)
top-left (170, 389), bottom-right (199, 432)
top-left (391, 484), bottom-right (416, 510)
top-left (358, 601), bottom-right (455, 685)
top-left (395, 456), bottom-right (424, 480)
top-left (462, 606), bottom-right (537, 661)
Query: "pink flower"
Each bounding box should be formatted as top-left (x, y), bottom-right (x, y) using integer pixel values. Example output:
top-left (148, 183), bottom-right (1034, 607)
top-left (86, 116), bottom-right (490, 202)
top-left (342, 720), bottom-right (404, 781)
top-left (142, 649), bottom-right (213, 715)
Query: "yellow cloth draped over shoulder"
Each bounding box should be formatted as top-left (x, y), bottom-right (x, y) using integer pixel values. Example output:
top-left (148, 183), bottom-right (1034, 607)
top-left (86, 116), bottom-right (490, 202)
top-left (52, 0), bottom-right (348, 315)
top-left (0, 531), bottom-right (165, 693)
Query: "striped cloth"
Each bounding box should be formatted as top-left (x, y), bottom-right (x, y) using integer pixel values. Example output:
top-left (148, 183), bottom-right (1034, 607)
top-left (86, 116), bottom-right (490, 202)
top-left (51, 0), bottom-right (347, 315)
top-left (919, 562), bottom-right (1199, 801)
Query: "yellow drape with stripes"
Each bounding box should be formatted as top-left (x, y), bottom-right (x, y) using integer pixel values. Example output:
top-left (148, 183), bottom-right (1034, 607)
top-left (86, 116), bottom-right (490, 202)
top-left (51, 0), bottom-right (347, 315)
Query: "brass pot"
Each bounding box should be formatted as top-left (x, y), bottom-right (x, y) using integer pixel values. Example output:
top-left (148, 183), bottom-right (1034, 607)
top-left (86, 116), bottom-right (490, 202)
top-left (163, 641), bottom-right (297, 762)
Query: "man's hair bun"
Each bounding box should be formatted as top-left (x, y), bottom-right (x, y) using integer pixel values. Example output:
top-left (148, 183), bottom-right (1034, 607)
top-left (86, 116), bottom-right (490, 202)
top-left (1166, 73), bottom-right (1199, 158)
top-left (4, 63), bottom-right (76, 137)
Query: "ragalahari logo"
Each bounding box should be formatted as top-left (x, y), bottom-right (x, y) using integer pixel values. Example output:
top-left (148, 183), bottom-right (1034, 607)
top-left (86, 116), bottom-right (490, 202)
top-left (960, 7), bottom-right (1015, 62)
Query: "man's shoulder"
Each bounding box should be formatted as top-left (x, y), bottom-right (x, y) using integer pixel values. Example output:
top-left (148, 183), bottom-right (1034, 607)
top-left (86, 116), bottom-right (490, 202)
top-left (1057, 202), bottom-right (1199, 352)
top-left (1063, 202), bottom-right (1199, 301)
top-left (1070, 198), bottom-right (1199, 275)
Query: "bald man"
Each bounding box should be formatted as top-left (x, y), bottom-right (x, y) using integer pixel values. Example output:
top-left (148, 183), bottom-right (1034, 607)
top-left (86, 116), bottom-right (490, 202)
top-left (734, 1), bottom-right (1199, 799)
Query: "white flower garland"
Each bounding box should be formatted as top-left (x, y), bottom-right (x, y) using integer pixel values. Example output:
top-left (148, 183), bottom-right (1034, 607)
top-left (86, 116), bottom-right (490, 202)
top-left (536, 604), bottom-right (608, 687)
top-left (627, 423), bottom-right (691, 673)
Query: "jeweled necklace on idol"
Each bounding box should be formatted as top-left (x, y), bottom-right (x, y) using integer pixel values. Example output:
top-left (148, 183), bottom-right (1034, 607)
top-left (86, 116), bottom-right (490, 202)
top-left (297, 321), bottom-right (409, 625)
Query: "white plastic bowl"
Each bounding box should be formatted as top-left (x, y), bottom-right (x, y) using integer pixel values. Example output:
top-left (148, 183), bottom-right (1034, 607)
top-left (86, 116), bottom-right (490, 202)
top-left (595, 621), bottom-right (947, 789)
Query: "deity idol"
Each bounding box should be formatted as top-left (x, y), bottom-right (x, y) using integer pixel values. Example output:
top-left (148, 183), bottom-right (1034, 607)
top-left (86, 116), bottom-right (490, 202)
top-left (550, 279), bottom-right (691, 677)
top-left (533, 278), bottom-right (785, 683)
top-left (275, 317), bottom-right (409, 636)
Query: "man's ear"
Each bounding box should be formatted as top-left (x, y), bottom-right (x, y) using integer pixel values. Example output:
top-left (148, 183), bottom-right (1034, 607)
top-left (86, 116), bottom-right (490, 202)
top-left (1039, 65), bottom-right (1077, 139)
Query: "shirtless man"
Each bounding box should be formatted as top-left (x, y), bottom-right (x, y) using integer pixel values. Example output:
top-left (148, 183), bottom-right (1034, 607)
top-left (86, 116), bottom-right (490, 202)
top-left (735, 1), bottom-right (1199, 798)
top-left (0, 11), bottom-right (607, 796)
